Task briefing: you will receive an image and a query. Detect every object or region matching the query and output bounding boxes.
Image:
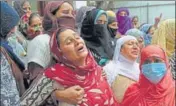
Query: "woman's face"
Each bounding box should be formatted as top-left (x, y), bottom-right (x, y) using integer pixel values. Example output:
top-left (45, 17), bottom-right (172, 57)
top-left (143, 56), bottom-right (165, 65)
top-left (55, 2), bottom-right (74, 18)
top-left (59, 29), bottom-right (88, 64)
top-left (121, 39), bottom-right (140, 61)
top-left (96, 14), bottom-right (107, 24)
top-left (119, 11), bottom-right (128, 16)
top-left (137, 37), bottom-right (144, 52)
top-left (22, 1), bottom-right (31, 17)
top-left (27, 16), bottom-right (43, 38)
top-left (108, 21), bottom-right (118, 29)
top-left (132, 17), bottom-right (138, 25)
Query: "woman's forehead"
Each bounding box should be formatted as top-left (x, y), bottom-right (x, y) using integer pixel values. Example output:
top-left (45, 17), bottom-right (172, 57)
top-left (60, 2), bottom-right (73, 10)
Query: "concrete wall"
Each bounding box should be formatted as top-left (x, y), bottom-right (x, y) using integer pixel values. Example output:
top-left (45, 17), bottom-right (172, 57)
top-left (113, 1), bottom-right (175, 24)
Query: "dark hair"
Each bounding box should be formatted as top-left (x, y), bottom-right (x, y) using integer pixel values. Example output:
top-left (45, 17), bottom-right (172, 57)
top-left (28, 12), bottom-right (41, 25)
top-left (52, 6), bottom-right (61, 15)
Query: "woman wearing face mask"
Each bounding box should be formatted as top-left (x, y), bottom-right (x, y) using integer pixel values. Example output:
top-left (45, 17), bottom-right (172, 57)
top-left (104, 36), bottom-right (140, 103)
top-left (81, 9), bottom-right (115, 66)
top-left (116, 7), bottom-right (133, 35)
top-left (21, 27), bottom-right (119, 106)
top-left (139, 24), bottom-right (155, 46)
top-left (106, 10), bottom-right (118, 38)
top-left (121, 45), bottom-right (175, 106)
top-left (75, 6), bottom-right (95, 33)
top-left (42, 1), bottom-right (75, 36)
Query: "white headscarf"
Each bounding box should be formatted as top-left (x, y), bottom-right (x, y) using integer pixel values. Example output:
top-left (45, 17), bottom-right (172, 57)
top-left (27, 34), bottom-right (52, 68)
top-left (103, 36), bottom-right (140, 85)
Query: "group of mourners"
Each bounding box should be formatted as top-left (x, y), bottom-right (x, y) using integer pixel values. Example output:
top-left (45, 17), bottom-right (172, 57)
top-left (0, 1), bottom-right (175, 106)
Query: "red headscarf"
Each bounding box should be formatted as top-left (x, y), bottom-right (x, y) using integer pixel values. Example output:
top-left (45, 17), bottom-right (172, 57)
top-left (42, 1), bottom-right (75, 36)
top-left (44, 27), bottom-right (118, 106)
top-left (121, 45), bottom-right (175, 106)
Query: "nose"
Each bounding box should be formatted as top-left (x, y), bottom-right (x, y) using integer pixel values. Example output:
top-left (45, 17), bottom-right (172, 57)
top-left (73, 38), bottom-right (80, 46)
top-left (66, 11), bottom-right (74, 18)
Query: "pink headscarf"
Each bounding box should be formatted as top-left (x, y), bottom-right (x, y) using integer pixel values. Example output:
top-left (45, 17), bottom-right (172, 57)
top-left (121, 45), bottom-right (175, 106)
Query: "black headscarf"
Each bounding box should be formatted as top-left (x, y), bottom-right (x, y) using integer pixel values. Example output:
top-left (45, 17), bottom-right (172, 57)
top-left (81, 9), bottom-right (115, 63)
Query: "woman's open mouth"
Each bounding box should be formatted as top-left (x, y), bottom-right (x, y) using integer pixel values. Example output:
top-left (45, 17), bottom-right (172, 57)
top-left (77, 45), bottom-right (85, 53)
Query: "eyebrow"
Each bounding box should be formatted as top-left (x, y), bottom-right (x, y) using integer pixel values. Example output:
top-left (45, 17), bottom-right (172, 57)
top-left (63, 36), bottom-right (72, 43)
top-left (63, 32), bottom-right (77, 43)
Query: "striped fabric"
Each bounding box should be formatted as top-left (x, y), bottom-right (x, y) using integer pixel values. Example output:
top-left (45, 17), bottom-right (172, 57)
top-left (169, 53), bottom-right (175, 80)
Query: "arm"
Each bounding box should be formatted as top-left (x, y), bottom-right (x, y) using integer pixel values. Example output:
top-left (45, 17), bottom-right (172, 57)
top-left (54, 84), bottom-right (85, 105)
top-left (27, 62), bottom-right (44, 84)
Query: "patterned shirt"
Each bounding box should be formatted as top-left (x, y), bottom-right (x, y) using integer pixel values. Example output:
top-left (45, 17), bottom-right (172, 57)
top-left (0, 53), bottom-right (20, 106)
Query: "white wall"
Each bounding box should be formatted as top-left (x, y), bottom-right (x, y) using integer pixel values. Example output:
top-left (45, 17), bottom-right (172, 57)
top-left (113, 1), bottom-right (175, 24)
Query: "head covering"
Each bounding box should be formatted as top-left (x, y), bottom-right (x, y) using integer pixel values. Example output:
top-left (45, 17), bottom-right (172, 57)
top-left (94, 10), bottom-right (108, 24)
top-left (75, 6), bottom-right (95, 31)
top-left (106, 10), bottom-right (117, 25)
top-left (106, 10), bottom-right (118, 38)
top-left (42, 1), bottom-right (75, 35)
top-left (125, 28), bottom-right (144, 39)
top-left (121, 45), bottom-right (175, 106)
top-left (13, 1), bottom-right (28, 17)
top-left (1, 1), bottom-right (20, 38)
top-left (45, 27), bottom-right (118, 106)
top-left (104, 36), bottom-right (140, 85)
top-left (81, 9), bottom-right (115, 62)
top-left (0, 2), bottom-right (25, 70)
top-left (152, 19), bottom-right (175, 57)
top-left (139, 24), bottom-right (153, 46)
top-left (116, 7), bottom-right (132, 35)
top-left (27, 34), bottom-right (52, 80)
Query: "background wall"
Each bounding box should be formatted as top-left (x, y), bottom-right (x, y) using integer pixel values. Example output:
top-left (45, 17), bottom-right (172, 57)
top-left (113, 1), bottom-right (175, 24)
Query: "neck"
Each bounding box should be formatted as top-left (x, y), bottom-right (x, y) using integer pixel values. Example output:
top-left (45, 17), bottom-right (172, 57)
top-left (118, 54), bottom-right (136, 64)
top-left (74, 57), bottom-right (86, 67)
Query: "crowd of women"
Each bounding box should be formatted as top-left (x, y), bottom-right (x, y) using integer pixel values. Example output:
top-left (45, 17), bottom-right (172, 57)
top-left (1, 1), bottom-right (175, 106)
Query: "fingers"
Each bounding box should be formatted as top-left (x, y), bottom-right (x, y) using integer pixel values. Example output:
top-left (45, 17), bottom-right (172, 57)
top-left (73, 85), bottom-right (82, 90)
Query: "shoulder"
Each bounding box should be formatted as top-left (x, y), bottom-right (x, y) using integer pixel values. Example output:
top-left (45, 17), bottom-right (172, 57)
top-left (30, 34), bottom-right (50, 44)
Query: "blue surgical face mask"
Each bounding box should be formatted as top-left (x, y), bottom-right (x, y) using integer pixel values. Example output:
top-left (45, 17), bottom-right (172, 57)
top-left (142, 63), bottom-right (167, 84)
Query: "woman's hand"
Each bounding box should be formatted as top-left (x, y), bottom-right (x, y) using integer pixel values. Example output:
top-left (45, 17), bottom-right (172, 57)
top-left (55, 85), bottom-right (85, 104)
